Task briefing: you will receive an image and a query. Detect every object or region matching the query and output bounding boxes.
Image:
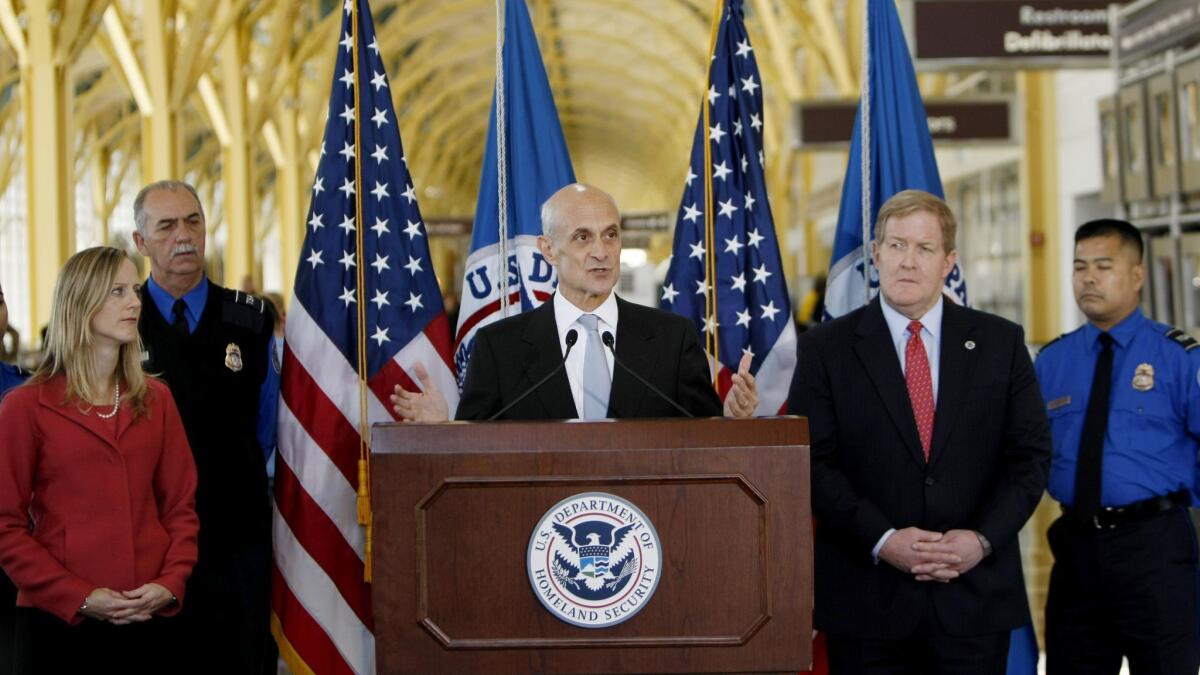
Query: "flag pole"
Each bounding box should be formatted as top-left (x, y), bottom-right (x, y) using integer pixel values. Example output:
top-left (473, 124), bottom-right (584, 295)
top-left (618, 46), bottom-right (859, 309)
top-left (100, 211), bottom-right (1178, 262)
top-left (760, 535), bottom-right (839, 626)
top-left (860, 0), bottom-right (872, 306)
top-left (495, 0), bottom-right (510, 317)
top-left (702, 0), bottom-right (723, 386)
top-left (349, 0), bottom-right (374, 583)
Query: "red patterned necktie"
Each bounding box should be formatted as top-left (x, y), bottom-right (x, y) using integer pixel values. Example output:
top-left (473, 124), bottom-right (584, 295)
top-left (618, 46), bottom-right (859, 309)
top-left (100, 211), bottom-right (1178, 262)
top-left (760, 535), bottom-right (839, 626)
top-left (905, 320), bottom-right (935, 461)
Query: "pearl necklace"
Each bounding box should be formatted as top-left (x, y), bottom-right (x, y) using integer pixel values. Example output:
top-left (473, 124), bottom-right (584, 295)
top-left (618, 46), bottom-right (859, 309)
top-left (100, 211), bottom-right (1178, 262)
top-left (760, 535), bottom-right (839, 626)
top-left (96, 381), bottom-right (121, 419)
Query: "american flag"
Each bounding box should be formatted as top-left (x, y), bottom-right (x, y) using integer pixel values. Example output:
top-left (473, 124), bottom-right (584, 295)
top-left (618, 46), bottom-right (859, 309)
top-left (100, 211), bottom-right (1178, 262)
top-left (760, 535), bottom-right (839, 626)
top-left (660, 0), bottom-right (796, 415)
top-left (272, 1), bottom-right (457, 673)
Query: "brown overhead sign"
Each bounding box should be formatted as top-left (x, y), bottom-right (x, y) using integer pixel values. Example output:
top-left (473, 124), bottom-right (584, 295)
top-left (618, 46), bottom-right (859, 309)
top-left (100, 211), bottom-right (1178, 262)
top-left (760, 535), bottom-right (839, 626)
top-left (912, 0), bottom-right (1115, 69)
top-left (1117, 0), bottom-right (1200, 62)
top-left (795, 100), bottom-right (1014, 148)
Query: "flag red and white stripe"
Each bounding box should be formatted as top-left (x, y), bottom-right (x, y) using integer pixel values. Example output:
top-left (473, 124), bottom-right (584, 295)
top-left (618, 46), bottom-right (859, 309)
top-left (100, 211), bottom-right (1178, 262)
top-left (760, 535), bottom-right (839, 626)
top-left (271, 1), bottom-right (457, 673)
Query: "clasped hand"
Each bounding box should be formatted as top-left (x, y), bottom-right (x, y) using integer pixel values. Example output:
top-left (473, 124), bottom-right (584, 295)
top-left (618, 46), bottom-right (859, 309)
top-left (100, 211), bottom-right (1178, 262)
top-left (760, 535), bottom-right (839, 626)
top-left (79, 583), bottom-right (174, 625)
top-left (879, 527), bottom-right (985, 583)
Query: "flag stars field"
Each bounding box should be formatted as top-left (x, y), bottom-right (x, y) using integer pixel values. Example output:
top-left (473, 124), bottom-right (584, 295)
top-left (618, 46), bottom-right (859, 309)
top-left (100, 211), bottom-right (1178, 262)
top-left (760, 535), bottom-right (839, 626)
top-left (659, 0), bottom-right (796, 417)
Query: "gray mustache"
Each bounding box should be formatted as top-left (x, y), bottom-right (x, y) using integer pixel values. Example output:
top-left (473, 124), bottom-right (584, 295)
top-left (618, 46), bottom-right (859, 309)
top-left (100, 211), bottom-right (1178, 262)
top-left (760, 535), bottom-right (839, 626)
top-left (171, 244), bottom-right (198, 258)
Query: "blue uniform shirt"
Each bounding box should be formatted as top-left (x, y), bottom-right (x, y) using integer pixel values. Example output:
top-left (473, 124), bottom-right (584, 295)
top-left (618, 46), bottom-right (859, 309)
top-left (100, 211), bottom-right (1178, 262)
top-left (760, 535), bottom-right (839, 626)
top-left (146, 276), bottom-right (279, 460)
top-left (0, 362), bottom-right (27, 399)
top-left (1035, 308), bottom-right (1200, 507)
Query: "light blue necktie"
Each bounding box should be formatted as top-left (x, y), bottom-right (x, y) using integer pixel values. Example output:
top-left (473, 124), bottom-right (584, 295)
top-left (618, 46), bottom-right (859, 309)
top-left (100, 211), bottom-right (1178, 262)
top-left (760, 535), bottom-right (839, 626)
top-left (578, 314), bottom-right (610, 419)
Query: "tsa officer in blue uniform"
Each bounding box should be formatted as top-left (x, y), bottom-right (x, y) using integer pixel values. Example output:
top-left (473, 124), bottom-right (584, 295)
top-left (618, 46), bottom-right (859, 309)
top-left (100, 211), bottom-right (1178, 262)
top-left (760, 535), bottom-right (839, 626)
top-left (1036, 218), bottom-right (1200, 675)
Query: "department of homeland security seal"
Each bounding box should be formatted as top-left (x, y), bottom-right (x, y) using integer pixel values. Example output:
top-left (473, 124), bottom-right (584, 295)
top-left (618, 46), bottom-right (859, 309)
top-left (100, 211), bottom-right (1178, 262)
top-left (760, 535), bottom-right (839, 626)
top-left (526, 492), bottom-right (662, 628)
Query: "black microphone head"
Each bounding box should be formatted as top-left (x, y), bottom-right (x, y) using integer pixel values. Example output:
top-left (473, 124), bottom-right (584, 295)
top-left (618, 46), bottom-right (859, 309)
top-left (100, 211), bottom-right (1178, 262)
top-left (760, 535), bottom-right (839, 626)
top-left (602, 331), bottom-right (615, 348)
top-left (565, 329), bottom-right (579, 348)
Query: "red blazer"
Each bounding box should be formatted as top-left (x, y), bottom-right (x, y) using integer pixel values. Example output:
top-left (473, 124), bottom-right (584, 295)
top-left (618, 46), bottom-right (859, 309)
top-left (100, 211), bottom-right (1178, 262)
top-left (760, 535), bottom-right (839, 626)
top-left (0, 375), bottom-right (198, 624)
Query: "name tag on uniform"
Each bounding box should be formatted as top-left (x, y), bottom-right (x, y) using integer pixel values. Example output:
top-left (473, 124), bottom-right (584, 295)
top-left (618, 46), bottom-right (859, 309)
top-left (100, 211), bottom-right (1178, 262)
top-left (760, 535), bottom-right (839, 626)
top-left (1047, 396), bottom-right (1071, 411)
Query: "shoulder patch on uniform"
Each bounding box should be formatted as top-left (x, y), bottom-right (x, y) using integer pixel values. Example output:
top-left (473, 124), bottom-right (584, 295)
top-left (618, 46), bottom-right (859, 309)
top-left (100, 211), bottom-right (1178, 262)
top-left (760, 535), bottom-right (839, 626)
top-left (220, 287), bottom-right (270, 333)
top-left (1165, 327), bottom-right (1199, 351)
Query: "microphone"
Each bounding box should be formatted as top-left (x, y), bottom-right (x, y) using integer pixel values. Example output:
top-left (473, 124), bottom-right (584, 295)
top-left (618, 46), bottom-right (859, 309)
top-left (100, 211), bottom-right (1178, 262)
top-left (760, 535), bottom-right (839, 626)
top-left (600, 331), bottom-right (694, 418)
top-left (488, 329), bottom-right (578, 420)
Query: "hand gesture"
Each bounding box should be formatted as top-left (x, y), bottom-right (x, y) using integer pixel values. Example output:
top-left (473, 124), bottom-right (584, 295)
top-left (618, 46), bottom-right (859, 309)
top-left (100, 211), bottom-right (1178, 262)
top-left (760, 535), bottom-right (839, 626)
top-left (390, 362), bottom-right (450, 422)
top-left (723, 353), bottom-right (759, 418)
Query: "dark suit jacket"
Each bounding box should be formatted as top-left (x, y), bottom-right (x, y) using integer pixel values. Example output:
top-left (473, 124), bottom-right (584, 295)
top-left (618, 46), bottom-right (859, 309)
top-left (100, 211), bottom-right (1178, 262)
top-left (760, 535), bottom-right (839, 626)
top-left (456, 295), bottom-right (722, 420)
top-left (788, 300), bottom-right (1050, 639)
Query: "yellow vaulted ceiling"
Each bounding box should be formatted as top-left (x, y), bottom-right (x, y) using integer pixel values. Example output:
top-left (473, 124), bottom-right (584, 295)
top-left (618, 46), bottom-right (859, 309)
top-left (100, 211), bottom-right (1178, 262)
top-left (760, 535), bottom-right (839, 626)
top-left (1, 0), bottom-right (940, 325)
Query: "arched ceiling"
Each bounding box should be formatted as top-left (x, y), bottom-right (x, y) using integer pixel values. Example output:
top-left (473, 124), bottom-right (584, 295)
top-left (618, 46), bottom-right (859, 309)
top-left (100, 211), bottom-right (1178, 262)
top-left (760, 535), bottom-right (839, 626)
top-left (0, 0), bottom-right (969, 237)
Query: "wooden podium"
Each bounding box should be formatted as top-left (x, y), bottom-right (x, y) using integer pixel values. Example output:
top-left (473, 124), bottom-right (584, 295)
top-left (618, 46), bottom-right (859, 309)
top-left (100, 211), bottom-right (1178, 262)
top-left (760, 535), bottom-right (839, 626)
top-left (369, 417), bottom-right (812, 674)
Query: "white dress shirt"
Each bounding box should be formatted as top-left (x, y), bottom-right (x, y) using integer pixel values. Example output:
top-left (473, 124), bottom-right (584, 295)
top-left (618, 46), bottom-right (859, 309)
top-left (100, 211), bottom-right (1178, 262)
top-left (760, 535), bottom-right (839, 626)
top-left (553, 291), bottom-right (618, 418)
top-left (872, 294), bottom-right (945, 562)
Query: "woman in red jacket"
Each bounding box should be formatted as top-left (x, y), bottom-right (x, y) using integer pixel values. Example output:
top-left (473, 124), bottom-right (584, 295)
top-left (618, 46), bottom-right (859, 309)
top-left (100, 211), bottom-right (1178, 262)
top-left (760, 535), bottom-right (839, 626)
top-left (0, 246), bottom-right (198, 673)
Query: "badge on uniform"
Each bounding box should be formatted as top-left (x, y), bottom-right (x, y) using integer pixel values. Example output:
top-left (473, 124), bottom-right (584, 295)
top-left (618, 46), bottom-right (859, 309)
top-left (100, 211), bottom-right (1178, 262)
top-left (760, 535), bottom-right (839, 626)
top-left (1132, 363), bottom-right (1154, 392)
top-left (225, 343), bottom-right (244, 372)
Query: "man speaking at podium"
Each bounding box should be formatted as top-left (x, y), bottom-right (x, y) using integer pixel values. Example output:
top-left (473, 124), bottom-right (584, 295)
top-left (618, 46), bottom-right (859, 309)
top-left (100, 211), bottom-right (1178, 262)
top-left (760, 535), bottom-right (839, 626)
top-left (392, 183), bottom-right (758, 421)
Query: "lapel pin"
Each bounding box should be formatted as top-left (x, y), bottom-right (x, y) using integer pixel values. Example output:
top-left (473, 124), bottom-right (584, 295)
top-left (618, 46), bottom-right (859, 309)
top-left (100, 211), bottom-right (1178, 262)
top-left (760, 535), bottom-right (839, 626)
top-left (964, 340), bottom-right (976, 350)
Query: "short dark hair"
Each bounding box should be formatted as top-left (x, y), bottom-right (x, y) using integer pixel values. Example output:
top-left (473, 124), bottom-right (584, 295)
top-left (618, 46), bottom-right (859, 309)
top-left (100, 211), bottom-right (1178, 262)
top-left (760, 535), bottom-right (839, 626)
top-left (1075, 218), bottom-right (1143, 261)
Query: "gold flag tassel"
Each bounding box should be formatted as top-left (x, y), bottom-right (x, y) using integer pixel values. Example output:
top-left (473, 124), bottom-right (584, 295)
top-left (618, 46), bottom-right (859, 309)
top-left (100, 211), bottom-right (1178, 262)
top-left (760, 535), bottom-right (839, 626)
top-left (357, 458), bottom-right (371, 524)
top-left (359, 457), bottom-right (373, 582)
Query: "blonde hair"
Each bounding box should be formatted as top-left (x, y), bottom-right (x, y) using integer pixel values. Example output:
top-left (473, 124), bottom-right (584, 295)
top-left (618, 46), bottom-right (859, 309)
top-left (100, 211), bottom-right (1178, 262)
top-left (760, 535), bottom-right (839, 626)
top-left (30, 246), bottom-right (150, 418)
top-left (875, 189), bottom-right (958, 253)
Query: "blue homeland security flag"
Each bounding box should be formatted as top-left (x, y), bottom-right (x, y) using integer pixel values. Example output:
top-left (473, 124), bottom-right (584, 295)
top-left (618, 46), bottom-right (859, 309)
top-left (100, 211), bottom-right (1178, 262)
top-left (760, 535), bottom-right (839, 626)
top-left (453, 0), bottom-right (575, 387)
top-left (272, 1), bottom-right (458, 672)
top-left (823, 1), bottom-right (1037, 672)
top-left (660, 0), bottom-right (796, 414)
top-left (823, 0), bottom-right (966, 320)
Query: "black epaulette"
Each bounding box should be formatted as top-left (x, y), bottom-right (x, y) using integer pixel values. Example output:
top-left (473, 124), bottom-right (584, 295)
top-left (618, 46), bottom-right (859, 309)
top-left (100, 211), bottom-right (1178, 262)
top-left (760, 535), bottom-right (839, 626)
top-left (221, 288), bottom-right (270, 333)
top-left (1036, 334), bottom-right (1067, 358)
top-left (1165, 327), bottom-right (1200, 351)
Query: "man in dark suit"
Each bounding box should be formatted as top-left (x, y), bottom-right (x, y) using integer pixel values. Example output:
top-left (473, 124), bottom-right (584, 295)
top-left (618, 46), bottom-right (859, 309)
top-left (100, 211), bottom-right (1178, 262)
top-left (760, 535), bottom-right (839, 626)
top-left (392, 182), bottom-right (757, 420)
top-left (788, 190), bottom-right (1050, 674)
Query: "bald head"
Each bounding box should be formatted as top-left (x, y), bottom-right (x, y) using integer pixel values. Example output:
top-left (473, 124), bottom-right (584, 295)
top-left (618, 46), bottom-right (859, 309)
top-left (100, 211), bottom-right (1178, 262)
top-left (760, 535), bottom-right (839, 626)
top-left (540, 183), bottom-right (621, 242)
top-left (536, 183), bottom-right (623, 312)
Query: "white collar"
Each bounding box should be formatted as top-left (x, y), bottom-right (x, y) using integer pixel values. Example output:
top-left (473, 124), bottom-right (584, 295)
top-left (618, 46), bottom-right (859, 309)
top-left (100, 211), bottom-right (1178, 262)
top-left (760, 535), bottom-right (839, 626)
top-left (553, 291), bottom-right (619, 334)
top-left (880, 294), bottom-right (944, 340)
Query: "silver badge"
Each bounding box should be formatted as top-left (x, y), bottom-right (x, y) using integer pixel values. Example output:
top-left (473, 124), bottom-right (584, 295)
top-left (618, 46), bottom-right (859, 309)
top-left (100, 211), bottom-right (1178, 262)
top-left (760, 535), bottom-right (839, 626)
top-left (964, 340), bottom-right (976, 350)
